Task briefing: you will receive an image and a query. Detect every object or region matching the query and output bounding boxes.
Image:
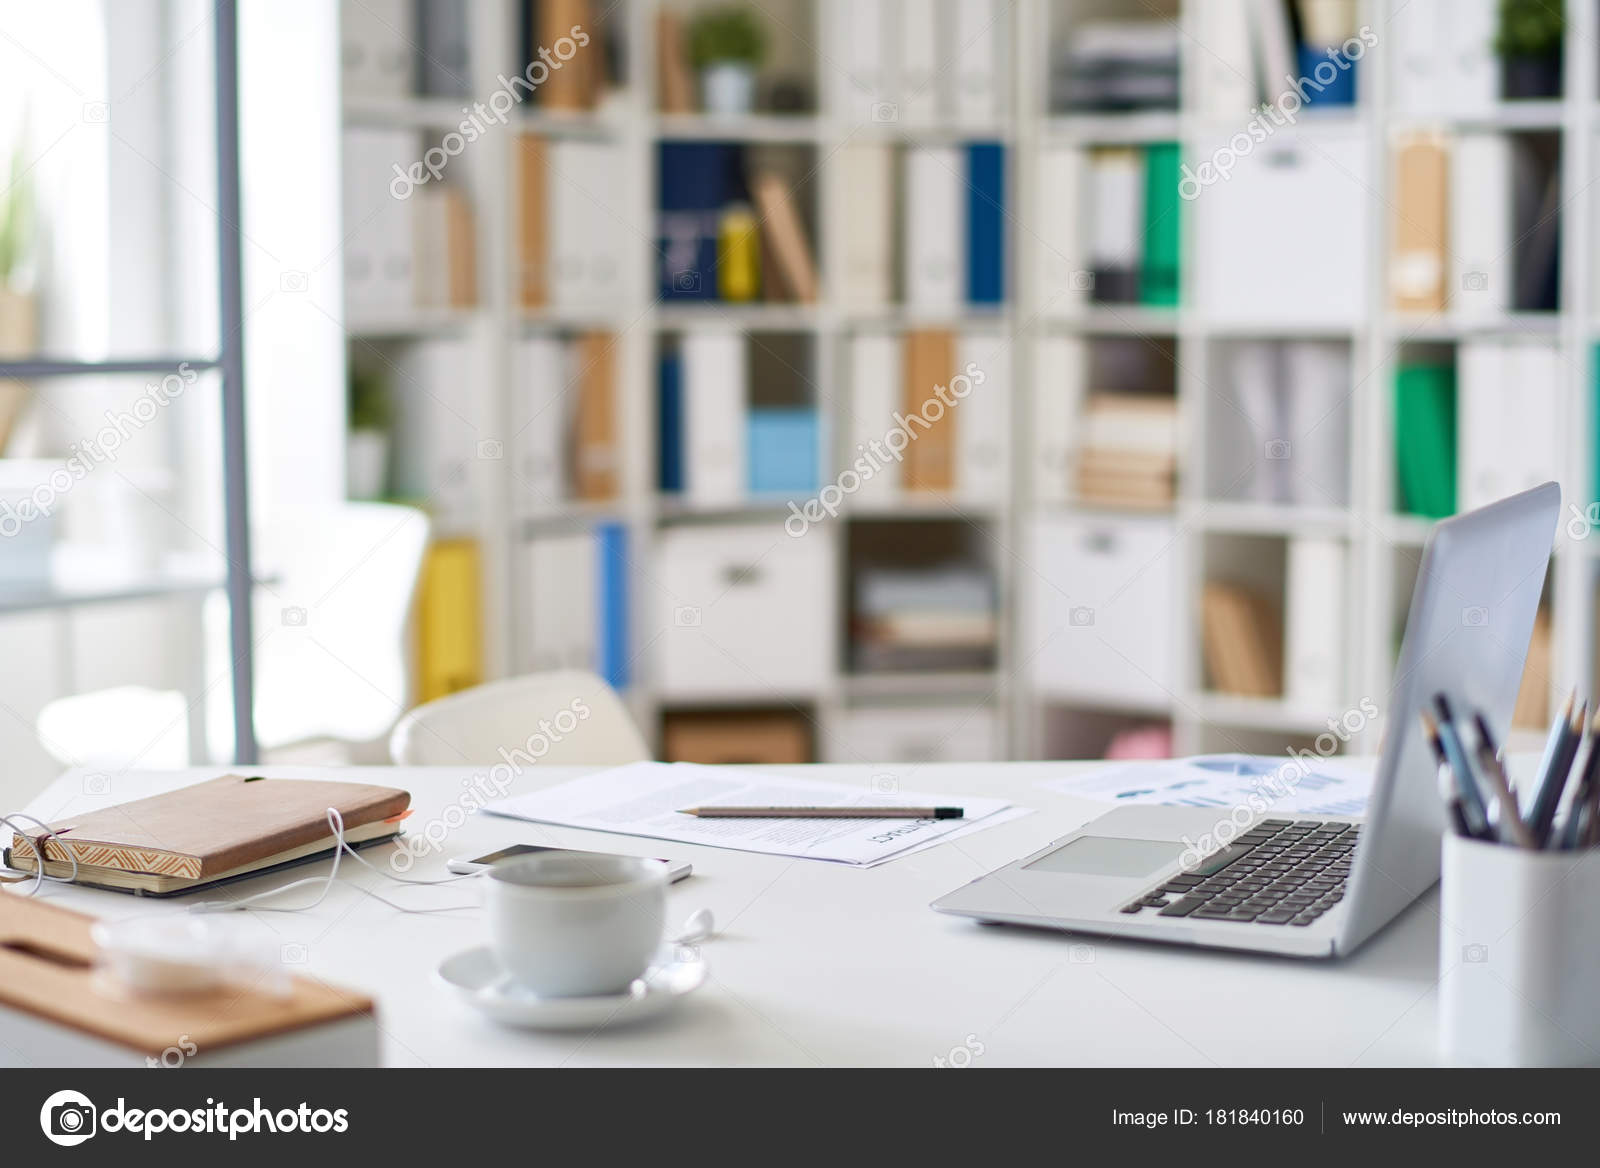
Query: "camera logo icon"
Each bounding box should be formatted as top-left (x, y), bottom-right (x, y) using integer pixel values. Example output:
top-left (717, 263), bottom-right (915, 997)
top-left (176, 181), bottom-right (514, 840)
top-left (1067, 943), bottom-right (1096, 965)
top-left (281, 942), bottom-right (309, 964)
top-left (281, 605), bottom-right (308, 627)
top-left (1462, 943), bottom-right (1489, 963)
top-left (40, 1090), bottom-right (96, 1146)
top-left (1461, 606), bottom-right (1489, 628)
top-left (672, 270), bottom-right (702, 293)
top-left (1461, 271), bottom-right (1488, 292)
top-left (870, 773), bottom-right (900, 795)
top-left (82, 772), bottom-right (111, 796)
top-left (81, 101), bottom-right (109, 124)
top-left (1265, 439), bottom-right (1292, 460)
top-left (477, 438), bottom-right (503, 460)
top-left (674, 605), bottom-right (701, 627)
top-left (279, 270), bottom-right (308, 293)
top-left (1068, 270), bottom-right (1095, 291)
top-left (1069, 606), bottom-right (1095, 627)
top-left (870, 101), bottom-right (899, 123)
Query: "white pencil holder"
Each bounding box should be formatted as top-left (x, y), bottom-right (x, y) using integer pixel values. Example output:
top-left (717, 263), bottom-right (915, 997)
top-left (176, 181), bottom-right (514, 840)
top-left (1439, 833), bottom-right (1600, 1066)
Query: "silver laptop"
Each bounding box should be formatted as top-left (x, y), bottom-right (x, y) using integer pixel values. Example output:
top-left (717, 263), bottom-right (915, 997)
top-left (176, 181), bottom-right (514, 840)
top-left (934, 483), bottom-right (1560, 958)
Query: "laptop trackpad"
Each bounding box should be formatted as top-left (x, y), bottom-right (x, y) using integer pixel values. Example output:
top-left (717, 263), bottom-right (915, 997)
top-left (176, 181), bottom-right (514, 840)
top-left (1023, 836), bottom-right (1183, 878)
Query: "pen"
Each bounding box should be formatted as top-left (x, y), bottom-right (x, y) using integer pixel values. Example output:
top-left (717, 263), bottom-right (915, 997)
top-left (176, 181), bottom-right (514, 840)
top-left (1557, 710), bottom-right (1600, 850)
top-left (678, 806), bottom-right (966, 819)
top-left (1425, 704), bottom-right (1490, 839)
top-left (1469, 712), bottom-right (1537, 848)
top-left (1428, 731), bottom-right (1478, 839)
top-left (1528, 693), bottom-right (1584, 847)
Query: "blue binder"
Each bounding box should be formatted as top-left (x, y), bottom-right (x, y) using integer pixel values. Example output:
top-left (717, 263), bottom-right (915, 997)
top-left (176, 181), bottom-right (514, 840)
top-left (965, 142), bottom-right (1005, 305)
top-left (595, 523), bottom-right (630, 690)
top-left (657, 142), bottom-right (742, 300)
top-left (658, 352), bottom-right (684, 492)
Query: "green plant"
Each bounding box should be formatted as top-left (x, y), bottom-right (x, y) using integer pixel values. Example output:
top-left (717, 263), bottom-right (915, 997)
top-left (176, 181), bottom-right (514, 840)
top-left (0, 139), bottom-right (35, 288)
top-left (688, 5), bottom-right (767, 70)
top-left (1496, 0), bottom-right (1564, 58)
top-left (347, 363), bottom-right (391, 432)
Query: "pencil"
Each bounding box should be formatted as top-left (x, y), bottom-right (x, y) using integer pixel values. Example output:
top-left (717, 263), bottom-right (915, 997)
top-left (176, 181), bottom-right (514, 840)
top-left (678, 806), bottom-right (965, 819)
top-left (1423, 707), bottom-right (1490, 839)
top-left (1470, 712), bottom-right (1537, 848)
top-left (1530, 693), bottom-right (1583, 846)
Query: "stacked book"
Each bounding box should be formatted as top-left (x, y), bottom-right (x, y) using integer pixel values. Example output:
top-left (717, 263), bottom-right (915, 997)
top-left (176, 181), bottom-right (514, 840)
top-left (1052, 21), bottom-right (1180, 112)
top-left (1201, 582), bottom-right (1284, 699)
top-left (1076, 392), bottom-right (1177, 509)
top-left (851, 565), bottom-right (997, 674)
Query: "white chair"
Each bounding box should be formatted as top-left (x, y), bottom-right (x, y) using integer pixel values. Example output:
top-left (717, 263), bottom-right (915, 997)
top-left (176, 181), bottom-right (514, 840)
top-left (35, 502), bottom-right (430, 769)
top-left (389, 670), bottom-right (650, 767)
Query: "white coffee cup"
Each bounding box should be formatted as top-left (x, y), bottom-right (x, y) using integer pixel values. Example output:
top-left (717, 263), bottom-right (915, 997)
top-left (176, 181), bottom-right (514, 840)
top-left (484, 853), bottom-right (667, 997)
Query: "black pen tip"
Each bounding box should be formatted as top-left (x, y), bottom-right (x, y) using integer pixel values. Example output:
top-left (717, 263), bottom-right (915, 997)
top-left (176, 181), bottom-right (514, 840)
top-left (1434, 692), bottom-right (1454, 721)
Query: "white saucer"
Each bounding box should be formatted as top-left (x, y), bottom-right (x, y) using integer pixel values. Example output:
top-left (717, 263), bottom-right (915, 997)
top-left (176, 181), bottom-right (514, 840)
top-left (435, 946), bottom-right (707, 1030)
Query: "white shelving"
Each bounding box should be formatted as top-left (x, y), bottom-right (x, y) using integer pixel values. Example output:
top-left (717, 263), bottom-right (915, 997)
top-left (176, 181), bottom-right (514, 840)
top-left (335, 0), bottom-right (1600, 765)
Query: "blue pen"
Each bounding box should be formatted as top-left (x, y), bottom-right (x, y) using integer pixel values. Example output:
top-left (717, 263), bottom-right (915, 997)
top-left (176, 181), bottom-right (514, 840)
top-left (1428, 699), bottom-right (1491, 838)
top-left (1528, 692), bottom-right (1582, 846)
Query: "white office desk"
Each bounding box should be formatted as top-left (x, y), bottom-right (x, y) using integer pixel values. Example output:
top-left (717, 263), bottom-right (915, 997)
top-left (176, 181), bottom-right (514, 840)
top-left (18, 762), bottom-right (1446, 1067)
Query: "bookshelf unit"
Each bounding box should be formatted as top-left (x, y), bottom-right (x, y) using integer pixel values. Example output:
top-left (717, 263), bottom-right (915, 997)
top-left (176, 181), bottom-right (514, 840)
top-left (336, 0), bottom-right (1600, 768)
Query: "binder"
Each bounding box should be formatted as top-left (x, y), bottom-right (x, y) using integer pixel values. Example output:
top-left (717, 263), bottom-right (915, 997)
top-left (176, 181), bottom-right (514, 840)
top-left (957, 333), bottom-right (1008, 504)
top-left (417, 0), bottom-right (470, 97)
top-left (1088, 147), bottom-right (1142, 303)
top-left (751, 172), bottom-right (819, 302)
top-left (1036, 146), bottom-right (1086, 314)
top-left (658, 348), bottom-right (684, 492)
top-left (0, 895), bottom-right (377, 1067)
top-left (339, 0), bottom-right (413, 99)
top-left (550, 142), bottom-right (625, 308)
top-left (681, 329), bottom-right (747, 506)
top-left (658, 143), bottom-right (739, 300)
top-left (655, 8), bottom-right (694, 114)
top-left (515, 134), bottom-right (548, 308)
top-left (1282, 340), bottom-right (1352, 506)
top-left (418, 538), bottom-right (484, 702)
top-left (965, 142), bottom-right (1005, 305)
top-left (512, 335), bottom-right (567, 508)
top-left (1284, 535), bottom-right (1347, 709)
top-left (1193, 0), bottom-right (1255, 115)
top-left (1445, 0), bottom-right (1499, 114)
top-left (413, 185), bottom-right (476, 309)
top-left (901, 329), bottom-right (957, 492)
top-left (1459, 341), bottom-right (1561, 512)
top-left (1451, 133), bottom-right (1512, 320)
top-left (538, 0), bottom-right (598, 110)
top-left (572, 332), bottom-right (619, 501)
top-left (1140, 142), bottom-right (1181, 307)
top-left (1032, 335), bottom-right (1083, 506)
top-left (342, 128), bottom-right (418, 317)
top-left (848, 331), bottom-right (903, 502)
top-left (595, 522), bottom-right (630, 690)
top-left (525, 533), bottom-right (595, 672)
top-left (1391, 0), bottom-right (1443, 114)
top-left (389, 338), bottom-right (481, 521)
top-left (1391, 134), bottom-right (1449, 314)
top-left (834, 0), bottom-right (892, 121)
top-left (898, 0), bottom-right (942, 125)
top-left (904, 147), bottom-right (964, 309)
top-left (838, 143), bottom-right (895, 308)
top-left (952, 0), bottom-right (1004, 126)
top-left (1393, 360), bottom-right (1457, 518)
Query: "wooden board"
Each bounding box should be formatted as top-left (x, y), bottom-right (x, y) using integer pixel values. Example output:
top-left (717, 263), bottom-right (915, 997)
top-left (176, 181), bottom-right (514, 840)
top-left (0, 894), bottom-right (372, 1055)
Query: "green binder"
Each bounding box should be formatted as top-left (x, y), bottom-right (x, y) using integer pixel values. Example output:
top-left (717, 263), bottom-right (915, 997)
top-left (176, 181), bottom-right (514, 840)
top-left (1394, 362), bottom-right (1457, 518)
top-left (1140, 142), bottom-right (1181, 307)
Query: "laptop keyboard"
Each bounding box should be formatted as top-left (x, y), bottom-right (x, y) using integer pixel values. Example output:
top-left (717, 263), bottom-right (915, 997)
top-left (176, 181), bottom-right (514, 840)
top-left (1118, 819), bottom-right (1358, 927)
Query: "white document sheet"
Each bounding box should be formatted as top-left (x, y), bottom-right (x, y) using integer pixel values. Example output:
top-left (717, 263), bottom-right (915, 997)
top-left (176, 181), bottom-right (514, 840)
top-left (482, 762), bottom-right (1025, 867)
top-left (1039, 754), bottom-right (1375, 818)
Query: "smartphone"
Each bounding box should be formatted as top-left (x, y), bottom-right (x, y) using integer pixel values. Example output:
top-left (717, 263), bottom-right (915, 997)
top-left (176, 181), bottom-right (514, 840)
top-left (446, 844), bottom-right (691, 882)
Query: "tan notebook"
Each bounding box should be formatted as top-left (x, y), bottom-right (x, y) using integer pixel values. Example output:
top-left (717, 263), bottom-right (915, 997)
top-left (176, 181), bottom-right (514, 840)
top-left (516, 133), bottom-right (548, 308)
top-left (572, 331), bottom-right (619, 500)
top-left (7, 775), bottom-right (411, 896)
top-left (901, 330), bottom-right (957, 492)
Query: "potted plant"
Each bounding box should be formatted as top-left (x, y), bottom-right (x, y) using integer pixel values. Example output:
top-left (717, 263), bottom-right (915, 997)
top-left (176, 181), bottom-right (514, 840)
top-left (1496, 0), bottom-right (1563, 100)
top-left (688, 6), bottom-right (767, 116)
top-left (346, 363), bottom-right (391, 500)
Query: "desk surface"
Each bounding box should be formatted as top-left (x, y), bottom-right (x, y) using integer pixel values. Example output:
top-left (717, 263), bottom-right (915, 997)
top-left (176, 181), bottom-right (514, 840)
top-left (19, 762), bottom-right (1446, 1067)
